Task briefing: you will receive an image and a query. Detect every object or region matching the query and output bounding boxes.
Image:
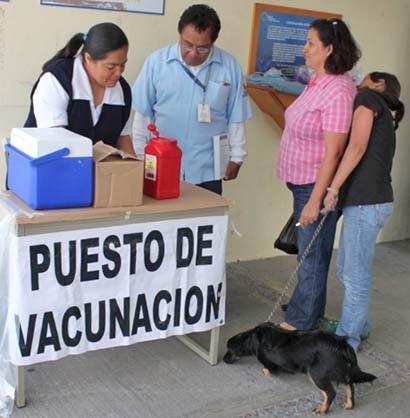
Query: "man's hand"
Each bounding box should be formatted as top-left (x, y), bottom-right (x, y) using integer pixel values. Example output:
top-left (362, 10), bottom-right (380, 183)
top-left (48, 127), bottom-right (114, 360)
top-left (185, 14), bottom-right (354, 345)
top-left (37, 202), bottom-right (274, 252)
top-left (223, 161), bottom-right (242, 181)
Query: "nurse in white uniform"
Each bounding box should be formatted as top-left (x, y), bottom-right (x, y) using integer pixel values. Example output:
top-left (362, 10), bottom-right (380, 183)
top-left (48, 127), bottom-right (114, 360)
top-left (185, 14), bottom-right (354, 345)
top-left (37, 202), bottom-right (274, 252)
top-left (25, 22), bottom-right (135, 155)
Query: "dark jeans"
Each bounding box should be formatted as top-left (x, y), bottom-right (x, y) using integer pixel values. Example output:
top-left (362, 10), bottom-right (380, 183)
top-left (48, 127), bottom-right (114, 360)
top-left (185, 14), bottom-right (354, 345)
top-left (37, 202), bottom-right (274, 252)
top-left (285, 183), bottom-right (340, 330)
top-left (197, 180), bottom-right (222, 195)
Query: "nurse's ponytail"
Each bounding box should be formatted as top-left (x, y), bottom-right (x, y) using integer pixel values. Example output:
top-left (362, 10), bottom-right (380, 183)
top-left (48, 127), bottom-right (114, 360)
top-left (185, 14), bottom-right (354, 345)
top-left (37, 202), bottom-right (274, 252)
top-left (42, 23), bottom-right (128, 71)
top-left (42, 33), bottom-right (84, 71)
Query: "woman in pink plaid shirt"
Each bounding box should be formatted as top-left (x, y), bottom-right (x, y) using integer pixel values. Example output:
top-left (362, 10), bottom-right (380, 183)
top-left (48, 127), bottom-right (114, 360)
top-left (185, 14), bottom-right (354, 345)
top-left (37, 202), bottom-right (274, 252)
top-left (278, 19), bottom-right (361, 331)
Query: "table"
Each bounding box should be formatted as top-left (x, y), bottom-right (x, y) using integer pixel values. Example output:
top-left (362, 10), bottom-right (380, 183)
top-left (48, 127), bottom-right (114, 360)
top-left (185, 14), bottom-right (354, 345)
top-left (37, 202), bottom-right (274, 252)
top-left (0, 183), bottom-right (229, 408)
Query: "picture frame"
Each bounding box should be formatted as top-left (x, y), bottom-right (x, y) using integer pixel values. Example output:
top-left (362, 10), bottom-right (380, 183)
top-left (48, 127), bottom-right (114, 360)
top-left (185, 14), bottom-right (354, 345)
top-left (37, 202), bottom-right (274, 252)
top-left (248, 3), bottom-right (340, 76)
top-left (40, 0), bottom-right (165, 15)
top-left (246, 3), bottom-right (340, 129)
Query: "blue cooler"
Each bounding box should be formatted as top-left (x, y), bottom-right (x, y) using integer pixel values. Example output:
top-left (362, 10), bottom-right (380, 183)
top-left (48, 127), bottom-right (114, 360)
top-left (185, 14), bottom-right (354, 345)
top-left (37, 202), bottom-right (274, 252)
top-left (6, 128), bottom-right (93, 210)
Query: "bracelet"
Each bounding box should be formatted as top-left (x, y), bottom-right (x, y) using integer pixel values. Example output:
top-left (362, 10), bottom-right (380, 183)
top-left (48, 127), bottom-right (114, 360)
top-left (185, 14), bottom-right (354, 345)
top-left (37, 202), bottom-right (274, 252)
top-left (326, 187), bottom-right (339, 197)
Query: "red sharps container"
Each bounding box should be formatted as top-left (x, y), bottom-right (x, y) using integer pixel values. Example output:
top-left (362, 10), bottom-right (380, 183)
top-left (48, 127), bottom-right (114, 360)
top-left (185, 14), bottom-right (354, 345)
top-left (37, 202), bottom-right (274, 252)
top-left (144, 124), bottom-right (182, 199)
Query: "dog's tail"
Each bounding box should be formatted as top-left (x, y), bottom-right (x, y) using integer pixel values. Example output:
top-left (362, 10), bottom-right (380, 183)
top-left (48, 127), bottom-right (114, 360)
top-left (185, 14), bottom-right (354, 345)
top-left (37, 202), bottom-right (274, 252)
top-left (350, 365), bottom-right (377, 384)
top-left (342, 342), bottom-right (377, 384)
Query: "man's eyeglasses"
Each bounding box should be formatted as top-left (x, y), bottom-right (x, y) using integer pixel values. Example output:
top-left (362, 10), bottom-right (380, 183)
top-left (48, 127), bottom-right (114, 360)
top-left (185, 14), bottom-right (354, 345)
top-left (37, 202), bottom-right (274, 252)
top-left (180, 40), bottom-right (211, 55)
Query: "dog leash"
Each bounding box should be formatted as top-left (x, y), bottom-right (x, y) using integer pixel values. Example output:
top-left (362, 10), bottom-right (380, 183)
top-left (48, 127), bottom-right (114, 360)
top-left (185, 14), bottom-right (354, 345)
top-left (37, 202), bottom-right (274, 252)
top-left (266, 210), bottom-right (330, 322)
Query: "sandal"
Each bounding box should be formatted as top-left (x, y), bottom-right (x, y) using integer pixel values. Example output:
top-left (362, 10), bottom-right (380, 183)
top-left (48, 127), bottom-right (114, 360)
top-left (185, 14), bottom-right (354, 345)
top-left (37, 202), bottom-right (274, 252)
top-left (324, 319), bottom-right (339, 333)
top-left (324, 319), bottom-right (370, 341)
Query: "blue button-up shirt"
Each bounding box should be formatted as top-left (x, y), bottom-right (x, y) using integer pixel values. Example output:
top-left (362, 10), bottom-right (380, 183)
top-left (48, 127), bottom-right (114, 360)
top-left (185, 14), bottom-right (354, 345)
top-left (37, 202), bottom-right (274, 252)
top-left (132, 43), bottom-right (252, 184)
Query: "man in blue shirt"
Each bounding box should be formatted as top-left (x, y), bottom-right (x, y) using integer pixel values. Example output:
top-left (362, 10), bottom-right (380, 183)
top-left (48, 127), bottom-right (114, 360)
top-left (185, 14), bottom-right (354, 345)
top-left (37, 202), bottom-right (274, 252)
top-left (132, 4), bottom-right (252, 194)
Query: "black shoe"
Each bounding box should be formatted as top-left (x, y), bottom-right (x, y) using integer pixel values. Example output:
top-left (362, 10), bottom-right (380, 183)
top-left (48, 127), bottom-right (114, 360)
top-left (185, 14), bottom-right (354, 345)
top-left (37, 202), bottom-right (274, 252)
top-left (281, 304), bottom-right (288, 312)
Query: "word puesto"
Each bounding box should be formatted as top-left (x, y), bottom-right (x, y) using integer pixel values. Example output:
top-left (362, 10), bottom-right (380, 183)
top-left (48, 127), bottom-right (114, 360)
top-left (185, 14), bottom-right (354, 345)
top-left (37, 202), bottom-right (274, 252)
top-left (29, 225), bottom-right (215, 291)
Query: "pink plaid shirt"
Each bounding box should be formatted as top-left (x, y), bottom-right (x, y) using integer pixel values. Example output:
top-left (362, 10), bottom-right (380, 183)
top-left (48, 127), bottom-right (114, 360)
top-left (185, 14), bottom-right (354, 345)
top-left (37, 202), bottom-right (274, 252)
top-left (277, 73), bottom-right (356, 184)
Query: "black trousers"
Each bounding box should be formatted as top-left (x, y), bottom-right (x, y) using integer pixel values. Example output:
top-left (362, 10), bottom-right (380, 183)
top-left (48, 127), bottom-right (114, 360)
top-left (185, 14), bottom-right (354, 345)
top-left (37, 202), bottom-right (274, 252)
top-left (197, 180), bottom-right (222, 195)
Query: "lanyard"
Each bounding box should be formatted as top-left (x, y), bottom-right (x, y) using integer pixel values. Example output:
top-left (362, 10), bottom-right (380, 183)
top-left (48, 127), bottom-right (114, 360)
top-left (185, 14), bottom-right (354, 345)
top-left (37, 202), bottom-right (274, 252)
top-left (179, 62), bottom-right (212, 103)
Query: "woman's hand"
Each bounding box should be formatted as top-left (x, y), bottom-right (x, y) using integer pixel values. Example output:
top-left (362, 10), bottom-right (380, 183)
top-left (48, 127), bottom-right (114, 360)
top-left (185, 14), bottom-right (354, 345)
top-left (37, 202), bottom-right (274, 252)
top-left (299, 199), bottom-right (321, 228)
top-left (324, 187), bottom-right (339, 211)
top-left (324, 192), bottom-right (338, 211)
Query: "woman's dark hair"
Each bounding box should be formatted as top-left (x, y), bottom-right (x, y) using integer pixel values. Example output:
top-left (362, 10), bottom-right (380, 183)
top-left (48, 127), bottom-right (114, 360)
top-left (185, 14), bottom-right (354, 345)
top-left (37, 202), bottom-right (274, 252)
top-left (309, 18), bottom-right (361, 75)
top-left (42, 22), bottom-right (128, 71)
top-left (178, 4), bottom-right (221, 43)
top-left (370, 72), bottom-right (405, 130)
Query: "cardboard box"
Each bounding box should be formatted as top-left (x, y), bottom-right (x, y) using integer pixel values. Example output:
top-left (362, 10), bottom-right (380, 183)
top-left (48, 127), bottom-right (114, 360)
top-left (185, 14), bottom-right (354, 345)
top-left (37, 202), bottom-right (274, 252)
top-left (93, 141), bottom-right (143, 208)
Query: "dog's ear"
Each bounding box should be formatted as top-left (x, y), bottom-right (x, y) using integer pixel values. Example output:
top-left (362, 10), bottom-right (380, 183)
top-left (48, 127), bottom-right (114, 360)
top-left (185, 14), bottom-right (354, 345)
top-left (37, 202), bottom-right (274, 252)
top-left (260, 333), bottom-right (273, 351)
top-left (254, 326), bottom-right (275, 350)
top-left (259, 324), bottom-right (279, 350)
top-left (250, 329), bottom-right (260, 351)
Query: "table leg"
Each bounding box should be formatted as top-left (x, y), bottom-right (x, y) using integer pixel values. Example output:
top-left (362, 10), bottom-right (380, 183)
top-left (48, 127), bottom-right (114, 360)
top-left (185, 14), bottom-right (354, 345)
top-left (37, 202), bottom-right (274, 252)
top-left (15, 366), bottom-right (25, 408)
top-left (209, 326), bottom-right (220, 365)
top-left (176, 326), bottom-right (220, 365)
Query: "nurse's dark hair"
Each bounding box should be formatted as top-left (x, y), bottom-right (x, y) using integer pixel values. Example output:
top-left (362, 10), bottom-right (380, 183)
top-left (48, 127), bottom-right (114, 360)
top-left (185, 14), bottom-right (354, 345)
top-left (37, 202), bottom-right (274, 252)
top-left (309, 18), bottom-right (361, 75)
top-left (42, 22), bottom-right (128, 71)
top-left (178, 4), bottom-right (221, 43)
top-left (370, 72), bottom-right (405, 130)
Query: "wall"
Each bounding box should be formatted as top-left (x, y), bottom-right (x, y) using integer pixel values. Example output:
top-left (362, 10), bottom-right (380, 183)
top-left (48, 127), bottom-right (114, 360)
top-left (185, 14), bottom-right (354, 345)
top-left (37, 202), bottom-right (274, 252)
top-left (0, 0), bottom-right (409, 262)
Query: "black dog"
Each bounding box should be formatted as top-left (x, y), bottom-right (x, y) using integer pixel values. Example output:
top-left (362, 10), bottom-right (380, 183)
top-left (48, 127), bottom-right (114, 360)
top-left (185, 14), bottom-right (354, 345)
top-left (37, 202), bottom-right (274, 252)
top-left (223, 322), bottom-right (376, 415)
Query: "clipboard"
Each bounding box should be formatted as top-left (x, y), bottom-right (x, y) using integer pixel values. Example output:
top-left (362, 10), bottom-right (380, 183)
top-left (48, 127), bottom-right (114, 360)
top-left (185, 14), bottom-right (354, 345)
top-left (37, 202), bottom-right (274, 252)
top-left (213, 133), bottom-right (229, 180)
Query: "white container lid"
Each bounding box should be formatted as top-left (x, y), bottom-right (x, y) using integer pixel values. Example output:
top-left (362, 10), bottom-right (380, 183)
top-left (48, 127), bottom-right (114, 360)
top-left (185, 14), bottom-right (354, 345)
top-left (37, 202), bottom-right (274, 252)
top-left (10, 127), bottom-right (93, 158)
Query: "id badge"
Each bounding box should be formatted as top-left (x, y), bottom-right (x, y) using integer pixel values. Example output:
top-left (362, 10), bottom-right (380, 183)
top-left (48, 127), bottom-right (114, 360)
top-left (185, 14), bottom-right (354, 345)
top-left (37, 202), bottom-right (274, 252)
top-left (197, 103), bottom-right (211, 123)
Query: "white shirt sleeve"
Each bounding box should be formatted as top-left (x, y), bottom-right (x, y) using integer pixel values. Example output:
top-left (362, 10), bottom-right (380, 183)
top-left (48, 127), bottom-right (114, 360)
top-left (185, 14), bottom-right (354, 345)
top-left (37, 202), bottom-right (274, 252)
top-left (228, 122), bottom-right (247, 163)
top-left (132, 110), bottom-right (151, 160)
top-left (32, 72), bottom-right (70, 127)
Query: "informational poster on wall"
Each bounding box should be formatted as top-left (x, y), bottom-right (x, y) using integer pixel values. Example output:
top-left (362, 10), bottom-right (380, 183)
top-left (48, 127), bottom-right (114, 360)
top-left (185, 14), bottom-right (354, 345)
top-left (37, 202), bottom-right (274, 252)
top-left (5, 215), bottom-right (227, 365)
top-left (256, 11), bottom-right (314, 77)
top-left (248, 4), bottom-right (340, 77)
top-left (41, 0), bottom-right (165, 15)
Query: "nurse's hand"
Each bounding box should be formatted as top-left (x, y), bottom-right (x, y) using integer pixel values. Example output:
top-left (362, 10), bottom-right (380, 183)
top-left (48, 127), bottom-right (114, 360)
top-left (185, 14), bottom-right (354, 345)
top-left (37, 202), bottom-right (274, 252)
top-left (117, 135), bottom-right (137, 157)
top-left (223, 161), bottom-right (241, 181)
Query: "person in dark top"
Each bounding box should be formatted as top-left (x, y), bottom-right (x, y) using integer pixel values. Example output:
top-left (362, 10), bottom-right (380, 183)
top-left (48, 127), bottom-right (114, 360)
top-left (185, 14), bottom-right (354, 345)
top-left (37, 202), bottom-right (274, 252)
top-left (24, 22), bottom-right (135, 155)
top-left (323, 72), bottom-right (405, 351)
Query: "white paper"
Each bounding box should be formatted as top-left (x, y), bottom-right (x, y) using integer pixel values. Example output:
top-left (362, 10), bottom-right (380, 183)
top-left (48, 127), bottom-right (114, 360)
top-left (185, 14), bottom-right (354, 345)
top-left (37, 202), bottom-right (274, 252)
top-left (213, 133), bottom-right (229, 180)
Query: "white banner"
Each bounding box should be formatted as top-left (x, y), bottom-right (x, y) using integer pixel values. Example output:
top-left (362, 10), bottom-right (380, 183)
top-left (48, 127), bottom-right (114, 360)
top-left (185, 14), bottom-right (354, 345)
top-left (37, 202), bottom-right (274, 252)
top-left (6, 215), bottom-right (228, 365)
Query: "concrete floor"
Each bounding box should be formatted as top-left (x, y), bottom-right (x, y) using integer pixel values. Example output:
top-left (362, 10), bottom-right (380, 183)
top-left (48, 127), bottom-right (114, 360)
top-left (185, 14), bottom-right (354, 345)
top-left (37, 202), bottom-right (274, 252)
top-left (9, 239), bottom-right (410, 418)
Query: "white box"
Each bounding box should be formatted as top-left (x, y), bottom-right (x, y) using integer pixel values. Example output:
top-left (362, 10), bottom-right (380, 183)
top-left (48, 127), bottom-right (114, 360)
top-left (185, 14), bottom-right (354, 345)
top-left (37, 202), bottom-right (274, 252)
top-left (10, 127), bottom-right (92, 158)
